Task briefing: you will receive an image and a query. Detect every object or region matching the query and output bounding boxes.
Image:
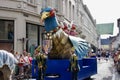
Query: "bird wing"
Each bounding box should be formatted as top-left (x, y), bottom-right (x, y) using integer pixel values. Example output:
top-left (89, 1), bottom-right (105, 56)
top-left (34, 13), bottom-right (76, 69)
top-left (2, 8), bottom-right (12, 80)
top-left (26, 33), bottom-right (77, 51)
top-left (69, 36), bottom-right (90, 59)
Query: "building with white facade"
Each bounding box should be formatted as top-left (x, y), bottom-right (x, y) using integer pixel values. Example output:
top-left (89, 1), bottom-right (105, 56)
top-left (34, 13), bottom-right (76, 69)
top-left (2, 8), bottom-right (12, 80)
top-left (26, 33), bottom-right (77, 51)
top-left (75, 0), bottom-right (99, 51)
top-left (0, 0), bottom-right (43, 53)
top-left (0, 0), bottom-right (99, 53)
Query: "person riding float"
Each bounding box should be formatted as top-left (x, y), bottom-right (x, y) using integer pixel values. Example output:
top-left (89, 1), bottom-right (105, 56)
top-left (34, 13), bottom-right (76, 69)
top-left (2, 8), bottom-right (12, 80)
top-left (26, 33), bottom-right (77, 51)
top-left (68, 47), bottom-right (80, 80)
top-left (35, 46), bottom-right (47, 80)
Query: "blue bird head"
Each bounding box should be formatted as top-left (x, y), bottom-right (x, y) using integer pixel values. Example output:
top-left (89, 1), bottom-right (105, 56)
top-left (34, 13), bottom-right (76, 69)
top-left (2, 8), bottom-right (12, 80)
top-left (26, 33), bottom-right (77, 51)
top-left (40, 7), bottom-right (59, 32)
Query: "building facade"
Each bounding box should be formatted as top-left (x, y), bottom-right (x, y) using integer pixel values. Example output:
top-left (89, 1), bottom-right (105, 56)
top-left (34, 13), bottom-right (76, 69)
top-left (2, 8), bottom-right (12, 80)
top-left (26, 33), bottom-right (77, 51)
top-left (0, 0), bottom-right (43, 53)
top-left (74, 0), bottom-right (99, 51)
top-left (110, 18), bottom-right (120, 50)
top-left (111, 33), bottom-right (120, 50)
top-left (0, 0), bottom-right (99, 53)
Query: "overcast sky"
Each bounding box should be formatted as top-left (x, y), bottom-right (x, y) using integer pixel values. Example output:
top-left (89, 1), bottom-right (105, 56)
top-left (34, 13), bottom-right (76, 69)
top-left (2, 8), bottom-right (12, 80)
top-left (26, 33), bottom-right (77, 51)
top-left (83, 0), bottom-right (120, 38)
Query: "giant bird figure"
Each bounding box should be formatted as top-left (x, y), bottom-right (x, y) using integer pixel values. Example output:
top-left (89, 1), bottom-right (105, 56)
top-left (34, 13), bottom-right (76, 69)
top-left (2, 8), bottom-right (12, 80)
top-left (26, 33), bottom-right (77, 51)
top-left (40, 7), bottom-right (90, 59)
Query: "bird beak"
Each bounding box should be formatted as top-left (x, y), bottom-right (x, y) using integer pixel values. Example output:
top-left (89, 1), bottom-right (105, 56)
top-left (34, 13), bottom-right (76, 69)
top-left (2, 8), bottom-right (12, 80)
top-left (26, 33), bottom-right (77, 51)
top-left (40, 12), bottom-right (50, 22)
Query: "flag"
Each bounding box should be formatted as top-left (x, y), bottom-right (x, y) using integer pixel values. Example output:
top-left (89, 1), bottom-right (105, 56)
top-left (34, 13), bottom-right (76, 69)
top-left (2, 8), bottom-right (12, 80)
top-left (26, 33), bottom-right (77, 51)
top-left (96, 23), bottom-right (114, 35)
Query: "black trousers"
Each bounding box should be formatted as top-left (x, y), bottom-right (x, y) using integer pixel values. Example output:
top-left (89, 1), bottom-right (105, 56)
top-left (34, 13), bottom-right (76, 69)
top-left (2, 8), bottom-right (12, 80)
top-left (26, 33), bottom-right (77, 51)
top-left (72, 72), bottom-right (78, 80)
top-left (38, 68), bottom-right (45, 80)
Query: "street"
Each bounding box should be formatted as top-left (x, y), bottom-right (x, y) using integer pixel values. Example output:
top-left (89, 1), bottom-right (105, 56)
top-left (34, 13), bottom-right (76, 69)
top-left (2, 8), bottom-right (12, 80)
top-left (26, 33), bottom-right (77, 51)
top-left (91, 57), bottom-right (120, 80)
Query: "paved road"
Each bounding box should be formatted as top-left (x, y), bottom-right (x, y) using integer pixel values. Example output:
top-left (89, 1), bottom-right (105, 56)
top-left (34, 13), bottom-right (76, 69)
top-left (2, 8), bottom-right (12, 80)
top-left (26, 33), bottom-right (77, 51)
top-left (91, 58), bottom-right (120, 80)
top-left (112, 66), bottom-right (120, 80)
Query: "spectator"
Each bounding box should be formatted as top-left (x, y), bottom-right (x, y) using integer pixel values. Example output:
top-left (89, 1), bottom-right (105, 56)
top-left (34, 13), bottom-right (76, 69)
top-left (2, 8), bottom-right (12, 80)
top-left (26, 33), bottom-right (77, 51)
top-left (97, 50), bottom-right (101, 62)
top-left (88, 49), bottom-right (96, 58)
top-left (23, 52), bottom-right (30, 75)
top-left (105, 51), bottom-right (110, 61)
top-left (18, 54), bottom-right (25, 75)
top-left (14, 52), bottom-right (20, 61)
top-left (29, 44), bottom-right (35, 57)
top-left (10, 49), bottom-right (15, 55)
top-left (28, 53), bottom-right (33, 64)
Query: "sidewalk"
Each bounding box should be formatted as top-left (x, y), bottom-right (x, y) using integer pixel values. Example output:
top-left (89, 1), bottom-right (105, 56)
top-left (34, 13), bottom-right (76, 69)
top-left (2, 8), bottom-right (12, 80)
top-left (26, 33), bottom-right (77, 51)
top-left (91, 58), bottom-right (114, 80)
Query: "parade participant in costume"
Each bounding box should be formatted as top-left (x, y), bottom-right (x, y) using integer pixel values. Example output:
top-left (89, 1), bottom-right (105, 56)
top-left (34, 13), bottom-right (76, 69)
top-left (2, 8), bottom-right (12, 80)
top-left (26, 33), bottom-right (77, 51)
top-left (63, 22), bottom-right (70, 34)
top-left (68, 47), bottom-right (80, 80)
top-left (35, 46), bottom-right (47, 80)
top-left (70, 24), bottom-right (78, 36)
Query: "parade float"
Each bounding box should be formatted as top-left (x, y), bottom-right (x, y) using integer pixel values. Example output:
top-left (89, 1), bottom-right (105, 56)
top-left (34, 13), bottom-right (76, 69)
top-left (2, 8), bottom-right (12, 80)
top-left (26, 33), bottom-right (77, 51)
top-left (32, 7), bottom-right (97, 80)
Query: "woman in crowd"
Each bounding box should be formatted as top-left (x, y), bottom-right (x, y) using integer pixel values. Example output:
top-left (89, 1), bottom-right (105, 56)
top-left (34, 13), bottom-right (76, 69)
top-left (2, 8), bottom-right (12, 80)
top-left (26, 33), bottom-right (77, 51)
top-left (18, 54), bottom-right (25, 75)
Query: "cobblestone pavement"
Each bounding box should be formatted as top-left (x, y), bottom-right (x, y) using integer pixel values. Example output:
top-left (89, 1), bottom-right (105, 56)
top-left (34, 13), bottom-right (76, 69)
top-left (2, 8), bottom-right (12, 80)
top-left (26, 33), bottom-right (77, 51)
top-left (91, 58), bottom-right (120, 80)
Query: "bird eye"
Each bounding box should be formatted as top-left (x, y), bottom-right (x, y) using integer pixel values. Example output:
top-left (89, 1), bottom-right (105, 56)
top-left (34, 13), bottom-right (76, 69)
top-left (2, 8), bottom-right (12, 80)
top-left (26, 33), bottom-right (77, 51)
top-left (46, 14), bottom-right (49, 17)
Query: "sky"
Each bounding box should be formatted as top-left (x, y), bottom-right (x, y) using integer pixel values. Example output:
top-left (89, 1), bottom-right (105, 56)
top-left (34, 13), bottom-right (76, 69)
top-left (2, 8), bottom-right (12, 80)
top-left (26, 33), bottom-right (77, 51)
top-left (83, 0), bottom-right (120, 38)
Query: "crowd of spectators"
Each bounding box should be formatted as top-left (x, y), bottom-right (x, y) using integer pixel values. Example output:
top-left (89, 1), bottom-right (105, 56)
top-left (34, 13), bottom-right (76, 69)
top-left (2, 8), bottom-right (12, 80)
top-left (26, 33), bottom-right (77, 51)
top-left (12, 50), bottom-right (33, 76)
top-left (10, 45), bottom-right (47, 77)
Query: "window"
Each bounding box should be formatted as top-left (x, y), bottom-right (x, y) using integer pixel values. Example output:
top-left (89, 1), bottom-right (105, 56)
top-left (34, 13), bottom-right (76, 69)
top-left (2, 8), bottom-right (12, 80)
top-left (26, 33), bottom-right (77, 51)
top-left (72, 5), bottom-right (75, 20)
top-left (26, 23), bottom-right (38, 49)
top-left (0, 19), bottom-right (14, 41)
top-left (0, 19), bottom-right (14, 51)
top-left (26, 23), bottom-right (39, 56)
top-left (65, 0), bottom-right (68, 18)
top-left (69, 1), bottom-right (71, 20)
top-left (42, 0), bottom-right (47, 8)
